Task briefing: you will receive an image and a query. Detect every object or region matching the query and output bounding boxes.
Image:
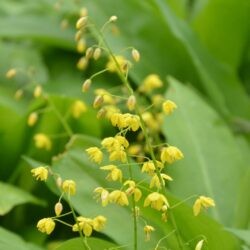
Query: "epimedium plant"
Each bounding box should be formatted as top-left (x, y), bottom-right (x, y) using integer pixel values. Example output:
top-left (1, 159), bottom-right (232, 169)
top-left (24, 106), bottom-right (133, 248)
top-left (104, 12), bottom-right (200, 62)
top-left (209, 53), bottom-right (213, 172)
top-left (24, 8), bottom-right (216, 250)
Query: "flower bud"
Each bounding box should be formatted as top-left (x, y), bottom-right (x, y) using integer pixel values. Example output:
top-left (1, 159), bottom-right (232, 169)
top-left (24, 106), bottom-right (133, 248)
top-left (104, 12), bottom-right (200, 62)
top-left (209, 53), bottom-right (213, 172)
top-left (56, 177), bottom-right (62, 188)
top-left (82, 79), bottom-right (92, 92)
top-left (34, 85), bottom-right (42, 98)
top-left (79, 7), bottom-right (88, 17)
top-left (126, 95), bottom-right (136, 111)
top-left (93, 48), bottom-right (102, 60)
top-left (93, 95), bottom-right (104, 109)
top-left (132, 49), bottom-right (140, 62)
top-left (77, 38), bottom-right (86, 53)
top-left (109, 15), bottom-right (118, 22)
top-left (14, 89), bottom-right (24, 100)
top-left (75, 30), bottom-right (82, 41)
top-left (6, 68), bottom-right (17, 79)
top-left (54, 202), bottom-right (63, 216)
top-left (76, 16), bottom-right (88, 29)
top-left (85, 47), bottom-right (94, 59)
top-left (96, 108), bottom-right (107, 119)
top-left (77, 57), bottom-right (88, 70)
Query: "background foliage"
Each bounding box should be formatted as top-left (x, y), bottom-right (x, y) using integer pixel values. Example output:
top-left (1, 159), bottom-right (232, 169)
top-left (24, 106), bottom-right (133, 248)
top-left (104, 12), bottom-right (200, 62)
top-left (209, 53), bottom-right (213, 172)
top-left (0, 0), bottom-right (249, 249)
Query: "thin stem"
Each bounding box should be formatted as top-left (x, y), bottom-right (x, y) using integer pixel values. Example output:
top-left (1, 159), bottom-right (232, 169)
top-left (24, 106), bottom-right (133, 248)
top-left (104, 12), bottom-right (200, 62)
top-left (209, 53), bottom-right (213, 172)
top-left (89, 19), bottom-right (184, 250)
top-left (67, 195), bottom-right (91, 250)
top-left (47, 97), bottom-right (73, 137)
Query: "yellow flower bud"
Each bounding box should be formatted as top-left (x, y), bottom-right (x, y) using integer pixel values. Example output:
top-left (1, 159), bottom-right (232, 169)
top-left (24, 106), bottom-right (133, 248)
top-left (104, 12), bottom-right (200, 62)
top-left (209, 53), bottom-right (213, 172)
top-left (27, 112), bottom-right (38, 126)
top-left (162, 100), bottom-right (177, 115)
top-left (62, 180), bottom-right (76, 196)
top-left (109, 15), bottom-right (118, 22)
top-left (6, 68), bottom-right (17, 79)
top-left (33, 133), bottom-right (52, 150)
top-left (93, 48), bottom-right (102, 60)
top-left (54, 202), bottom-right (63, 216)
top-left (37, 218), bottom-right (55, 234)
top-left (85, 47), bottom-right (94, 59)
top-left (77, 38), bottom-right (86, 53)
top-left (79, 7), bottom-right (88, 17)
top-left (82, 79), bottom-right (92, 92)
top-left (93, 95), bottom-right (104, 108)
top-left (132, 49), bottom-right (140, 62)
top-left (77, 57), bottom-right (88, 70)
top-left (56, 177), bottom-right (62, 188)
top-left (96, 108), bottom-right (107, 119)
top-left (31, 166), bottom-right (48, 181)
top-left (33, 85), bottom-right (42, 98)
top-left (75, 30), bottom-right (83, 42)
top-left (160, 146), bottom-right (184, 164)
top-left (76, 16), bottom-right (88, 29)
top-left (195, 240), bottom-right (204, 250)
top-left (126, 95), bottom-right (136, 111)
top-left (14, 89), bottom-right (23, 100)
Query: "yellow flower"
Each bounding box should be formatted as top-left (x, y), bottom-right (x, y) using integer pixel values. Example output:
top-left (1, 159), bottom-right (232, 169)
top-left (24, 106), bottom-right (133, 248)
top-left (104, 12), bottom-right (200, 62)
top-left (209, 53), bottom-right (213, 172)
top-left (149, 174), bottom-right (173, 189)
top-left (31, 166), bottom-right (48, 181)
top-left (71, 100), bottom-right (87, 118)
top-left (144, 225), bottom-right (155, 241)
top-left (86, 147), bottom-right (103, 164)
top-left (101, 136), bottom-right (129, 152)
top-left (33, 85), bottom-right (42, 98)
top-left (109, 190), bottom-right (129, 206)
top-left (141, 161), bottom-right (163, 175)
top-left (62, 180), bottom-right (76, 195)
top-left (27, 112), bottom-right (38, 126)
top-left (115, 135), bottom-right (129, 148)
top-left (109, 149), bottom-right (127, 163)
top-left (100, 165), bottom-right (123, 182)
top-left (162, 100), bottom-right (177, 115)
top-left (144, 192), bottom-right (169, 211)
top-left (139, 74), bottom-right (163, 92)
top-left (193, 196), bottom-right (215, 216)
top-left (6, 68), bottom-right (17, 79)
top-left (124, 180), bottom-right (142, 202)
top-left (72, 217), bottom-right (93, 237)
top-left (37, 218), bottom-right (55, 235)
top-left (92, 215), bottom-right (107, 231)
top-left (33, 133), bottom-right (52, 150)
top-left (160, 146), bottom-right (184, 164)
top-left (94, 187), bottom-right (109, 207)
top-left (106, 55), bottom-right (127, 73)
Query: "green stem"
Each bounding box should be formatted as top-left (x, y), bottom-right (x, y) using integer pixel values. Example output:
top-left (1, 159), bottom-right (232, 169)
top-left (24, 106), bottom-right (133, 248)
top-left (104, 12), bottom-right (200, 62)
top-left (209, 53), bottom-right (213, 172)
top-left (67, 195), bottom-right (91, 250)
top-left (47, 97), bottom-right (73, 137)
top-left (89, 20), bottom-right (184, 250)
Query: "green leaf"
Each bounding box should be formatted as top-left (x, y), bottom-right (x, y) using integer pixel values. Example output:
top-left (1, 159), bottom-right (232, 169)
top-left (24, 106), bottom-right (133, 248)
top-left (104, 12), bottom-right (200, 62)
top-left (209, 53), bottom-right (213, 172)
top-left (0, 226), bottom-right (44, 250)
top-left (192, 0), bottom-right (249, 69)
top-left (55, 237), bottom-right (117, 250)
top-left (226, 228), bottom-right (250, 246)
top-left (0, 181), bottom-right (44, 215)
top-left (162, 77), bottom-right (249, 226)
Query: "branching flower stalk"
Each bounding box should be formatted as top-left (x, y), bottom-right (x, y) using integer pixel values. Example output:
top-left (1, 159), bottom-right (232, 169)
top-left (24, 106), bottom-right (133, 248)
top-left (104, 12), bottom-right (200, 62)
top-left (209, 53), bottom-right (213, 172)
top-left (86, 17), bottom-right (185, 250)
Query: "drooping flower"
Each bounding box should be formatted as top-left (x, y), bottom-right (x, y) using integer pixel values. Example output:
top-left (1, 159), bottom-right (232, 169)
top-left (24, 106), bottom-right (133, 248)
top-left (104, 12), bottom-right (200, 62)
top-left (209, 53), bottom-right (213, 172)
top-left (37, 218), bottom-right (55, 235)
top-left (31, 166), bottom-right (48, 181)
top-left (160, 146), bottom-right (184, 164)
top-left (193, 196), bottom-right (215, 216)
top-left (62, 180), bottom-right (76, 196)
top-left (92, 215), bottom-right (107, 231)
top-left (86, 147), bottom-right (103, 164)
top-left (100, 165), bottom-right (123, 182)
top-left (94, 187), bottom-right (110, 207)
top-left (33, 133), bottom-right (52, 151)
top-left (72, 216), bottom-right (93, 236)
top-left (162, 100), bottom-right (177, 115)
top-left (144, 225), bottom-right (155, 241)
top-left (139, 74), bottom-right (163, 93)
top-left (144, 192), bottom-right (169, 211)
top-left (109, 190), bottom-right (129, 206)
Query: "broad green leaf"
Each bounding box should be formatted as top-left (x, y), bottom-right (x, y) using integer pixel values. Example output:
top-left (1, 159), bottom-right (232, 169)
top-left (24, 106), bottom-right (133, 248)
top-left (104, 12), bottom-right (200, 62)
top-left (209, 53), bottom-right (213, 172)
top-left (55, 237), bottom-right (117, 250)
top-left (227, 228), bottom-right (250, 246)
top-left (0, 181), bottom-right (44, 215)
top-left (0, 226), bottom-right (44, 250)
top-left (162, 77), bottom-right (249, 226)
top-left (26, 135), bottom-right (240, 249)
top-left (0, 15), bottom-right (75, 50)
top-left (192, 0), bottom-right (249, 69)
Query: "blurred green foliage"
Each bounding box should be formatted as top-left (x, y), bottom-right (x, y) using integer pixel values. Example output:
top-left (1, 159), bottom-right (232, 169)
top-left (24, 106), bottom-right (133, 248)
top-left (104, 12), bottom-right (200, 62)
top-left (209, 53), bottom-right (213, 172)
top-left (0, 0), bottom-right (249, 249)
